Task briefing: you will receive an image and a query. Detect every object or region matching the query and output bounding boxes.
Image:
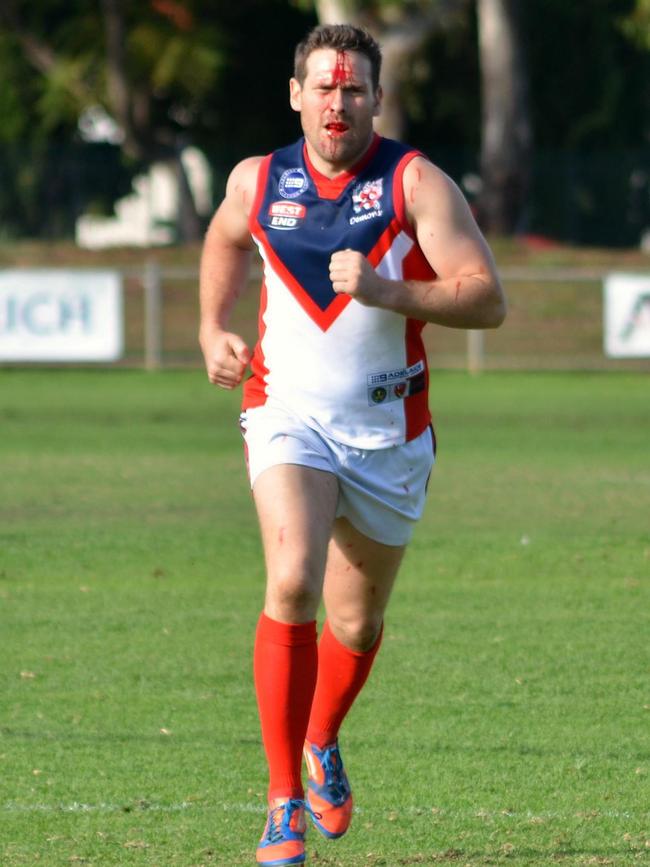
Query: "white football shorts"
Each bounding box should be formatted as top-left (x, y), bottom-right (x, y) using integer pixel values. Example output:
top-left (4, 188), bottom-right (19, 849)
top-left (239, 401), bottom-right (435, 546)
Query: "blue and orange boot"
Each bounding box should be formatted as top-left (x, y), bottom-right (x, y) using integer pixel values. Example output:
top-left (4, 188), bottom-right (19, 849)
top-left (303, 740), bottom-right (353, 839)
top-left (256, 798), bottom-right (308, 866)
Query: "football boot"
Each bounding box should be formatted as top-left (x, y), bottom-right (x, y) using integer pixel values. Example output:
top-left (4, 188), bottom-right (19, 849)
top-left (256, 798), bottom-right (308, 866)
top-left (303, 740), bottom-right (353, 839)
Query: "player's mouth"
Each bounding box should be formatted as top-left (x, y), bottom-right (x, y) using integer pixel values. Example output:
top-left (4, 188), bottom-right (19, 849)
top-left (325, 122), bottom-right (350, 137)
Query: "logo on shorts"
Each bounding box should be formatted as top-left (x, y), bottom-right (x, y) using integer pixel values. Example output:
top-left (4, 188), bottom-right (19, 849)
top-left (268, 201), bottom-right (306, 230)
top-left (278, 167), bottom-right (309, 199)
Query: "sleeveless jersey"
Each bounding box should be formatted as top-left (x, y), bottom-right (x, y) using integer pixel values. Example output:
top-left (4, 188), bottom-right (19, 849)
top-left (243, 134), bottom-right (435, 449)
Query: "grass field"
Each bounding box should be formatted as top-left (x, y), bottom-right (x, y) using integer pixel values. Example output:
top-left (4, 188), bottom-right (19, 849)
top-left (1, 368), bottom-right (649, 866)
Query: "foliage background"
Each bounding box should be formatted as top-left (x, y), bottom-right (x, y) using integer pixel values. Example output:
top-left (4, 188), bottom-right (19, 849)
top-left (0, 0), bottom-right (648, 245)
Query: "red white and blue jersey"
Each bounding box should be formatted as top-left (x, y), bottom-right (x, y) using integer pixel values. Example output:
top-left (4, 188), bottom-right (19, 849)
top-left (244, 134), bottom-right (434, 449)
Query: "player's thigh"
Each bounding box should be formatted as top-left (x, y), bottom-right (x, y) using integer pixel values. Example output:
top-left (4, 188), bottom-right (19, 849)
top-left (253, 464), bottom-right (339, 617)
top-left (322, 516), bottom-right (405, 649)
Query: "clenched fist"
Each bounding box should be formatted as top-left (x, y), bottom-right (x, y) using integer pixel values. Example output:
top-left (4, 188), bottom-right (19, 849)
top-left (200, 327), bottom-right (251, 389)
top-left (329, 249), bottom-right (387, 306)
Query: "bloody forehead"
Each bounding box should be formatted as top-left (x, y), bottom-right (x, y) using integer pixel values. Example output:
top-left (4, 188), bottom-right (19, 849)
top-left (332, 50), bottom-right (353, 85)
top-left (309, 49), bottom-right (369, 87)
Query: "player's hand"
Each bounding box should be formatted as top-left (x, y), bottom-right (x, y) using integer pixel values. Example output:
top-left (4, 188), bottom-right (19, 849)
top-left (200, 328), bottom-right (251, 389)
top-left (329, 249), bottom-right (387, 306)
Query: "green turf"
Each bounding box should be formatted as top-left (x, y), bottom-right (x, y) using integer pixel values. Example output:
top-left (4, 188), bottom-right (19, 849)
top-left (1, 369), bottom-right (648, 866)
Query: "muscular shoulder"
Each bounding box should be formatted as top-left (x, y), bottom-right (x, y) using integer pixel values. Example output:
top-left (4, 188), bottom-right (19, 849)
top-left (401, 154), bottom-right (497, 283)
top-left (402, 156), bottom-right (465, 223)
top-left (225, 155), bottom-right (265, 217)
top-left (208, 156), bottom-right (264, 249)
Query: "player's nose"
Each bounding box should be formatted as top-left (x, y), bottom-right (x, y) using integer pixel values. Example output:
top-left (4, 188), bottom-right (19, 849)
top-left (330, 86), bottom-right (345, 112)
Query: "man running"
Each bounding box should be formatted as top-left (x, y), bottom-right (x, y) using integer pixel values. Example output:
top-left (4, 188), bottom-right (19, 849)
top-left (199, 23), bottom-right (506, 866)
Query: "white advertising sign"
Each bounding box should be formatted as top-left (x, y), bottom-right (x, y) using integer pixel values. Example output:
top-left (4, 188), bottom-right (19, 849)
top-left (604, 272), bottom-right (650, 358)
top-left (0, 269), bottom-right (123, 362)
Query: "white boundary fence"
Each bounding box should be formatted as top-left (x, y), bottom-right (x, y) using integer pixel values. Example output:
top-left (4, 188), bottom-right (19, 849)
top-left (133, 263), bottom-right (650, 373)
top-left (2, 263), bottom-right (650, 372)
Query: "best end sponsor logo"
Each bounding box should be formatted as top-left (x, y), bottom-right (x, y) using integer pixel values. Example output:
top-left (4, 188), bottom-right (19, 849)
top-left (268, 201), bottom-right (306, 230)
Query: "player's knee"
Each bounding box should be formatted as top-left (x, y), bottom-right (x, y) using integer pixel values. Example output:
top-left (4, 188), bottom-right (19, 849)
top-left (266, 564), bottom-right (322, 620)
top-left (330, 614), bottom-right (382, 653)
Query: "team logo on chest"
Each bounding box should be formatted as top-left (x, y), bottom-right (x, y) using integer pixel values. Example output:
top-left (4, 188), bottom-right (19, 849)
top-left (278, 167), bottom-right (309, 199)
top-left (350, 178), bottom-right (384, 225)
top-left (268, 201), bottom-right (306, 230)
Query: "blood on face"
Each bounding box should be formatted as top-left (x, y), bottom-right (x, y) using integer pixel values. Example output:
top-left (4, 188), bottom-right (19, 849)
top-left (331, 50), bottom-right (354, 87)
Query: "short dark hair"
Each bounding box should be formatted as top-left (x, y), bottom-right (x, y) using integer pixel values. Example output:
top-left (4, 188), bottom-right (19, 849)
top-left (294, 24), bottom-right (382, 91)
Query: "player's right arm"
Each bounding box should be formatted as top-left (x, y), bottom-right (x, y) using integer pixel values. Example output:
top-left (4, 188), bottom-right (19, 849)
top-left (199, 156), bottom-right (262, 389)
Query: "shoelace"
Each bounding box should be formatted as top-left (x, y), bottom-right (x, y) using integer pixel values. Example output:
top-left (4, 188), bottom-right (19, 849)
top-left (317, 745), bottom-right (349, 802)
top-left (264, 799), bottom-right (321, 843)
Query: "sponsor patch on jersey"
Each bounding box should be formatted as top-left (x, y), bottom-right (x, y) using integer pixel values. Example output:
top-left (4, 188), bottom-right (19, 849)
top-left (367, 360), bottom-right (425, 406)
top-left (350, 177), bottom-right (384, 225)
top-left (278, 167), bottom-right (309, 199)
top-left (268, 201), bottom-right (306, 230)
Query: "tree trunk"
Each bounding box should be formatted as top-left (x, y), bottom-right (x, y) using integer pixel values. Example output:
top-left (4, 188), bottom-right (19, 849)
top-left (374, 36), bottom-right (408, 140)
top-left (100, 0), bottom-right (144, 160)
top-left (476, 0), bottom-right (532, 234)
top-left (313, 0), bottom-right (351, 24)
top-left (174, 147), bottom-right (203, 242)
top-left (101, 0), bottom-right (202, 240)
top-left (373, 27), bottom-right (430, 141)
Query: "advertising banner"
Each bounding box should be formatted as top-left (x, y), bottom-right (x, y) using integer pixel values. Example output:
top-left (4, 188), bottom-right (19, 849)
top-left (0, 270), bottom-right (123, 362)
top-left (604, 273), bottom-right (650, 358)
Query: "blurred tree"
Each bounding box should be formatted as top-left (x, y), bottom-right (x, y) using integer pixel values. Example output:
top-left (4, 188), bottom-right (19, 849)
top-left (0, 0), bottom-right (316, 240)
top-left (0, 0), bottom-right (647, 244)
top-left (0, 0), bottom-right (224, 240)
top-left (476, 0), bottom-right (532, 234)
top-left (0, 9), bottom-right (135, 239)
top-left (522, 0), bottom-right (649, 245)
top-left (620, 0), bottom-right (650, 48)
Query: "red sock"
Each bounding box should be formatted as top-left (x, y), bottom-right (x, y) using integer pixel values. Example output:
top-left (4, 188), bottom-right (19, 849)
top-left (306, 619), bottom-right (383, 748)
top-left (253, 612), bottom-right (318, 801)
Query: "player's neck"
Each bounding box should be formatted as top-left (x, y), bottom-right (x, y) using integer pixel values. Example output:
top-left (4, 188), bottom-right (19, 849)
top-left (304, 134), bottom-right (377, 180)
top-left (305, 132), bottom-right (379, 180)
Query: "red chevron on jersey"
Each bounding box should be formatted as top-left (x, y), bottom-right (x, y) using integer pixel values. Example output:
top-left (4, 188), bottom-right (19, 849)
top-left (243, 135), bottom-right (433, 448)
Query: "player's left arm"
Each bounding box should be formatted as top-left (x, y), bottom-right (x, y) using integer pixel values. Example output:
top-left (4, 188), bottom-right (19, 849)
top-left (329, 157), bottom-right (507, 329)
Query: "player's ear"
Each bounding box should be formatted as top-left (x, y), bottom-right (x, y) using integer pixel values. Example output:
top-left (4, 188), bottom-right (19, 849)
top-left (289, 78), bottom-right (302, 112)
top-left (373, 85), bottom-right (383, 118)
